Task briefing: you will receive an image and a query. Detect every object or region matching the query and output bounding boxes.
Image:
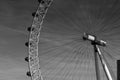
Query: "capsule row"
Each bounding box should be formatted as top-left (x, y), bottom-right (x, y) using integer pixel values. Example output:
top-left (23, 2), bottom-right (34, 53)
top-left (25, 6), bottom-right (36, 78)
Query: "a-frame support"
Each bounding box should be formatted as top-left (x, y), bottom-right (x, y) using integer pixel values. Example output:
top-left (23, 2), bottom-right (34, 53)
top-left (83, 33), bottom-right (114, 80)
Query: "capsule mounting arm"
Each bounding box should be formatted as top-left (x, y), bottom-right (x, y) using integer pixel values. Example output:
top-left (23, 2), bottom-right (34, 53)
top-left (83, 33), bottom-right (106, 46)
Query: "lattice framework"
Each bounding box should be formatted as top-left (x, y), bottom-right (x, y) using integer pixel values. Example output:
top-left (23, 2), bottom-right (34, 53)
top-left (25, 0), bottom-right (53, 80)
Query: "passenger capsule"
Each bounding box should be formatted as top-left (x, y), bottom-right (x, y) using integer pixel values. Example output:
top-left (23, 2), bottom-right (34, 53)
top-left (32, 12), bottom-right (36, 17)
top-left (32, 12), bottom-right (39, 17)
top-left (26, 71), bottom-right (31, 77)
top-left (27, 27), bottom-right (32, 32)
top-left (38, 0), bottom-right (42, 3)
top-left (25, 57), bottom-right (29, 62)
top-left (25, 42), bottom-right (29, 47)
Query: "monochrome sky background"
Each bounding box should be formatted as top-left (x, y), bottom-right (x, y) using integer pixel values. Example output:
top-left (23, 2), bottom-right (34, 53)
top-left (0, 0), bottom-right (120, 80)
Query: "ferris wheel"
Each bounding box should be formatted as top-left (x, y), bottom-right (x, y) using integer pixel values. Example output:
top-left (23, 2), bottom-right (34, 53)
top-left (24, 0), bottom-right (120, 80)
top-left (25, 0), bottom-right (53, 80)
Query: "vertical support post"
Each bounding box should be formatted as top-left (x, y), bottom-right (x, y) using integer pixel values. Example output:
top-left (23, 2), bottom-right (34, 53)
top-left (96, 45), bottom-right (113, 80)
top-left (83, 33), bottom-right (114, 80)
top-left (94, 45), bottom-right (101, 80)
top-left (117, 60), bottom-right (120, 80)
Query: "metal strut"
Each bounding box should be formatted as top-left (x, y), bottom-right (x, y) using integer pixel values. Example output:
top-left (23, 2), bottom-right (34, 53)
top-left (93, 44), bottom-right (101, 80)
top-left (96, 45), bottom-right (114, 80)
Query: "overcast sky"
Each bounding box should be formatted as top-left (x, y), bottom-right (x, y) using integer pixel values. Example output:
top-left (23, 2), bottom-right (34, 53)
top-left (0, 0), bottom-right (120, 80)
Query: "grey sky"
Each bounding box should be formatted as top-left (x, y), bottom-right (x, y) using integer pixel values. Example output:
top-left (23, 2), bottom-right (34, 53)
top-left (0, 0), bottom-right (120, 80)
